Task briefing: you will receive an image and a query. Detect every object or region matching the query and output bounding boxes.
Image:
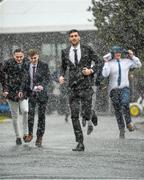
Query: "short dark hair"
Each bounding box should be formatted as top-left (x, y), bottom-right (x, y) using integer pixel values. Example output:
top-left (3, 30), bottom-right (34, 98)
top-left (68, 29), bottom-right (80, 36)
top-left (28, 49), bottom-right (39, 57)
top-left (13, 48), bottom-right (24, 54)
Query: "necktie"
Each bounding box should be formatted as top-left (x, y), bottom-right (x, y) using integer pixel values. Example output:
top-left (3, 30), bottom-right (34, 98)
top-left (117, 60), bottom-right (121, 86)
top-left (32, 66), bottom-right (36, 87)
top-left (73, 49), bottom-right (78, 66)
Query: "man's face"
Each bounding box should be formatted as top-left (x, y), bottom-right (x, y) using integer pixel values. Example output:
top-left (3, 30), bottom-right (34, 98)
top-left (29, 54), bottom-right (39, 64)
top-left (13, 52), bottom-right (24, 64)
top-left (114, 52), bottom-right (121, 60)
top-left (69, 32), bottom-right (80, 46)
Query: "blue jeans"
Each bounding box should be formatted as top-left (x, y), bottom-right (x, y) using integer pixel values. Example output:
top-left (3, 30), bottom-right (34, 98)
top-left (110, 87), bottom-right (132, 130)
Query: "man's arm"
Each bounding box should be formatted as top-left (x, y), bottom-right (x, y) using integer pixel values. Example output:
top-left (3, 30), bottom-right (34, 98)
top-left (89, 46), bottom-right (103, 74)
top-left (82, 46), bottom-right (103, 77)
top-left (102, 62), bottom-right (110, 77)
top-left (60, 49), bottom-right (67, 76)
top-left (128, 50), bottom-right (142, 69)
top-left (59, 49), bottom-right (68, 84)
top-left (0, 62), bottom-right (5, 88)
top-left (40, 63), bottom-right (50, 89)
top-left (19, 61), bottom-right (29, 92)
top-left (2, 60), bottom-right (9, 95)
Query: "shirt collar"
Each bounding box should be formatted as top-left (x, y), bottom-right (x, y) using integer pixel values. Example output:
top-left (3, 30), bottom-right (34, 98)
top-left (30, 63), bottom-right (37, 67)
top-left (114, 59), bottom-right (121, 62)
top-left (70, 43), bottom-right (80, 51)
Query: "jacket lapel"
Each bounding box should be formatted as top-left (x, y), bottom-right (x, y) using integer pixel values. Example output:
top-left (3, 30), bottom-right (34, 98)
top-left (35, 61), bottom-right (41, 80)
top-left (66, 45), bottom-right (85, 66)
top-left (66, 46), bottom-right (70, 60)
top-left (66, 46), bottom-right (75, 66)
top-left (79, 45), bottom-right (85, 64)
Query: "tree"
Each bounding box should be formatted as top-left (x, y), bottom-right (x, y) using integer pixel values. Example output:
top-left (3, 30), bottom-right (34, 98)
top-left (89, 0), bottom-right (144, 60)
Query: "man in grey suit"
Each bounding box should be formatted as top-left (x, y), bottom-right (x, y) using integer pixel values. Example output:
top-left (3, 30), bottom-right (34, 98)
top-left (59, 29), bottom-right (102, 151)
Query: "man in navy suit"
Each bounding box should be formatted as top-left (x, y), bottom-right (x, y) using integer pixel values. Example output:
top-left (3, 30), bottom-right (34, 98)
top-left (25, 49), bottom-right (50, 147)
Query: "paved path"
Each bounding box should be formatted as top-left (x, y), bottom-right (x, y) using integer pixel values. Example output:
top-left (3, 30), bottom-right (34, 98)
top-left (0, 113), bottom-right (144, 179)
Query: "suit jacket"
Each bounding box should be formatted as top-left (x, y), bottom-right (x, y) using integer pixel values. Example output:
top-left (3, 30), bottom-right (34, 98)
top-left (27, 60), bottom-right (50, 102)
top-left (0, 62), bottom-right (5, 87)
top-left (60, 44), bottom-right (102, 90)
top-left (3, 58), bottom-right (29, 101)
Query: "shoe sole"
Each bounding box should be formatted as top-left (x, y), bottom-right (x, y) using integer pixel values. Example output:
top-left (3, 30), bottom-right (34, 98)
top-left (87, 127), bottom-right (93, 135)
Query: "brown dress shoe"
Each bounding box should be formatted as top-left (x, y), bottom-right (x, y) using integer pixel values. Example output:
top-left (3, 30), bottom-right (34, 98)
top-left (25, 134), bottom-right (33, 142)
top-left (35, 136), bottom-right (42, 147)
top-left (23, 134), bottom-right (29, 142)
top-left (127, 122), bottom-right (135, 132)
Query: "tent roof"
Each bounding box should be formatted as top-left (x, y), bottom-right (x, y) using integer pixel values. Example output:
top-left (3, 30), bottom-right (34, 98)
top-left (0, 0), bottom-right (96, 33)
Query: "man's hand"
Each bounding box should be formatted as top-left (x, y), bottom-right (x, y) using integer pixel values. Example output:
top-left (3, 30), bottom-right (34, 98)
top-left (3, 91), bottom-right (9, 98)
top-left (103, 53), bottom-right (112, 62)
top-left (127, 50), bottom-right (134, 59)
top-left (34, 85), bottom-right (43, 92)
top-left (59, 76), bottom-right (65, 84)
top-left (37, 85), bottom-right (43, 91)
top-left (18, 92), bottom-right (23, 99)
top-left (82, 67), bottom-right (93, 76)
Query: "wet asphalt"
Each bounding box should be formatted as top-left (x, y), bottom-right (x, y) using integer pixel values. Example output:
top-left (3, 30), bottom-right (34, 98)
top-left (0, 113), bottom-right (144, 180)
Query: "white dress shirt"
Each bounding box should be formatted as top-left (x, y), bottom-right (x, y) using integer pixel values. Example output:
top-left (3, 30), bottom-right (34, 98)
top-left (102, 55), bottom-right (142, 92)
top-left (29, 63), bottom-right (37, 90)
top-left (69, 43), bottom-right (81, 65)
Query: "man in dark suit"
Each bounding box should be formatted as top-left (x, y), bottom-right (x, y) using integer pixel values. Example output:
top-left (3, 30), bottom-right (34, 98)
top-left (3, 48), bottom-right (29, 145)
top-left (25, 49), bottom-right (50, 147)
top-left (0, 62), bottom-right (4, 87)
top-left (59, 29), bottom-right (101, 151)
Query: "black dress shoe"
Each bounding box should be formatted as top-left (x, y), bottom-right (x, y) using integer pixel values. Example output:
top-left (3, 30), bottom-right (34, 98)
top-left (91, 110), bottom-right (98, 126)
top-left (16, 138), bottom-right (22, 145)
top-left (82, 118), bottom-right (86, 127)
top-left (87, 124), bottom-right (93, 135)
top-left (65, 114), bottom-right (69, 122)
top-left (72, 143), bottom-right (85, 151)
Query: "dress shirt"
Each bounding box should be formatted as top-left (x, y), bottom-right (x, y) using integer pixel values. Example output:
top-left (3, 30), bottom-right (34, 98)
top-left (102, 55), bottom-right (142, 92)
top-left (69, 43), bottom-right (81, 65)
top-left (29, 63), bottom-right (37, 90)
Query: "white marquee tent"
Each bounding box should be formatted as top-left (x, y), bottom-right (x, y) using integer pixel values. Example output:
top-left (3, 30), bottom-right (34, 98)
top-left (0, 0), bottom-right (96, 33)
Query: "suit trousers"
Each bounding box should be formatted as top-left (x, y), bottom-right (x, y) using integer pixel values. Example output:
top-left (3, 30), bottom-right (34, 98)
top-left (69, 88), bottom-right (93, 143)
top-left (8, 99), bottom-right (28, 138)
top-left (110, 87), bottom-right (132, 130)
top-left (28, 94), bottom-right (47, 137)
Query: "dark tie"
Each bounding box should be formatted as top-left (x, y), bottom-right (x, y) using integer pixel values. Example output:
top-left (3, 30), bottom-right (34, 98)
top-left (117, 60), bottom-right (121, 86)
top-left (73, 49), bottom-right (78, 66)
top-left (32, 66), bottom-right (36, 87)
